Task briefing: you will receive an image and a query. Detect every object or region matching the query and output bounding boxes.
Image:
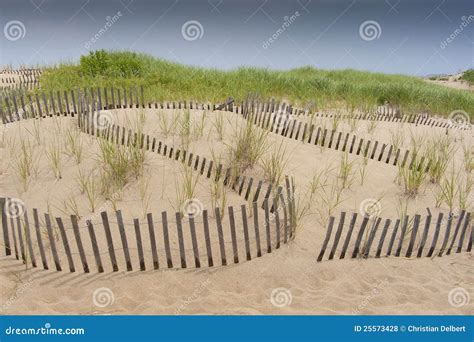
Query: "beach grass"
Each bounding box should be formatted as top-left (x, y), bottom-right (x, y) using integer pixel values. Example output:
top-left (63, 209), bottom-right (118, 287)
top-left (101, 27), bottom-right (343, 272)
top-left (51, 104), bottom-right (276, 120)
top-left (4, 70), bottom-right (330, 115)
top-left (37, 50), bottom-right (474, 118)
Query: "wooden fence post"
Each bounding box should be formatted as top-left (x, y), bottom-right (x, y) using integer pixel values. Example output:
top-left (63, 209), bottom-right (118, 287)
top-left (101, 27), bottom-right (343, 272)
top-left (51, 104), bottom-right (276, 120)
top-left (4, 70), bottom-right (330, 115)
top-left (116, 210), bottom-right (133, 271)
top-left (0, 198), bottom-right (11, 256)
top-left (405, 214), bottom-right (421, 257)
top-left (446, 211), bottom-right (466, 255)
top-left (71, 215), bottom-right (89, 273)
top-left (202, 210), bottom-right (214, 267)
top-left (147, 213), bottom-right (160, 270)
top-left (417, 214), bottom-right (432, 258)
top-left (215, 207), bottom-right (227, 265)
top-left (317, 216), bottom-right (335, 262)
top-left (101, 211), bottom-right (119, 271)
top-left (45, 213), bottom-right (62, 271)
top-left (328, 212), bottom-right (346, 260)
top-left (375, 219), bottom-right (391, 258)
top-left (457, 212), bottom-right (471, 253)
top-left (159, 211), bottom-right (172, 268)
top-left (340, 213), bottom-right (357, 259)
top-left (189, 215), bottom-right (201, 268)
top-left (56, 217), bottom-right (75, 272)
top-left (427, 213), bottom-right (443, 257)
top-left (33, 209), bottom-right (48, 270)
top-left (86, 220), bottom-right (104, 273)
top-left (134, 218), bottom-right (146, 271)
top-left (175, 212), bottom-right (187, 268)
top-left (351, 216), bottom-right (369, 258)
top-left (228, 206), bottom-right (239, 263)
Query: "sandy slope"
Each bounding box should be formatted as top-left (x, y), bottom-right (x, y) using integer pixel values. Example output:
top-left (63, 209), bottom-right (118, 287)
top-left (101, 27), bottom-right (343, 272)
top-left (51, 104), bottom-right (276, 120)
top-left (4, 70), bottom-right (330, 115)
top-left (0, 108), bottom-right (473, 315)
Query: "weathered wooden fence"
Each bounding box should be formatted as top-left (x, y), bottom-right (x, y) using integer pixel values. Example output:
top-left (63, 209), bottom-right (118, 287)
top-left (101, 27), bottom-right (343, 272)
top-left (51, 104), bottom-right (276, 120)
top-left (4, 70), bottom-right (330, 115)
top-left (0, 186), bottom-right (294, 273)
top-left (317, 210), bottom-right (473, 262)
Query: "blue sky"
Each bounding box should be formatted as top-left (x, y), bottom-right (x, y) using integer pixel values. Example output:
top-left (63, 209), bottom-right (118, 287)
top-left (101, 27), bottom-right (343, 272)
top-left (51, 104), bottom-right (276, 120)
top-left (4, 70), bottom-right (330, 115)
top-left (0, 0), bottom-right (473, 75)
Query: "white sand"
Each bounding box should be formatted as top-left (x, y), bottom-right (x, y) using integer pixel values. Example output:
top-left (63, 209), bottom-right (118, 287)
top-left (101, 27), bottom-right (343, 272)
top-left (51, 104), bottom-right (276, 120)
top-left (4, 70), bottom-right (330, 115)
top-left (0, 107), bottom-right (472, 315)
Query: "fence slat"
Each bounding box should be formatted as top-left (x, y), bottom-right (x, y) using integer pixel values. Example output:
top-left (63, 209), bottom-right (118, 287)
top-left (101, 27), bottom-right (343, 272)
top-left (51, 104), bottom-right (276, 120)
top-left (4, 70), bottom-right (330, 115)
top-left (263, 199), bottom-right (272, 253)
top-left (161, 211), bottom-right (173, 268)
top-left (328, 212), bottom-right (346, 260)
top-left (189, 215), bottom-right (201, 268)
top-left (340, 213), bottom-right (357, 259)
top-left (437, 214), bottom-right (453, 257)
top-left (134, 218), bottom-right (146, 271)
top-left (45, 213), bottom-right (62, 271)
top-left (202, 210), bottom-right (214, 267)
top-left (395, 215), bottom-right (409, 257)
top-left (116, 210), bottom-right (133, 271)
top-left (273, 197), bottom-right (281, 249)
top-left (405, 214), bottom-right (421, 257)
top-left (0, 198), bottom-right (11, 256)
top-left (175, 213), bottom-right (187, 268)
top-left (446, 210), bottom-right (466, 255)
top-left (375, 219), bottom-right (391, 258)
top-left (16, 215), bottom-right (26, 262)
top-left (56, 217), bottom-right (75, 272)
top-left (253, 202), bottom-right (262, 257)
top-left (317, 216), bottom-right (335, 262)
top-left (86, 220), bottom-right (104, 273)
top-left (363, 217), bottom-right (381, 258)
top-left (101, 212), bottom-right (119, 271)
top-left (147, 213), bottom-right (160, 269)
top-left (215, 207), bottom-right (227, 265)
top-left (23, 211), bottom-right (36, 267)
top-left (240, 205), bottom-right (252, 261)
top-left (417, 214), bottom-right (432, 257)
top-left (457, 212), bottom-right (471, 253)
top-left (71, 215), bottom-right (89, 273)
top-left (227, 206), bottom-right (239, 263)
top-left (386, 219), bottom-right (400, 256)
top-left (351, 216), bottom-right (369, 258)
top-left (31, 209), bottom-right (48, 269)
top-left (427, 213), bottom-right (444, 257)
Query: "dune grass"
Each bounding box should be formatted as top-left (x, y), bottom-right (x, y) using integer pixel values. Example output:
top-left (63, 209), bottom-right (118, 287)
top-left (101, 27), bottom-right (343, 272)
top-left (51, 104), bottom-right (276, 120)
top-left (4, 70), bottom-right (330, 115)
top-left (37, 50), bottom-right (474, 119)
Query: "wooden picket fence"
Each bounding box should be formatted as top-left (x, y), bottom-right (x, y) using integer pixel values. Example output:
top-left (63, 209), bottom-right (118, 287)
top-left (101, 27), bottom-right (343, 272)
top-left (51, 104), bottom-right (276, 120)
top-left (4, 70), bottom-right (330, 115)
top-left (317, 210), bottom-right (473, 262)
top-left (0, 191), bottom-right (294, 273)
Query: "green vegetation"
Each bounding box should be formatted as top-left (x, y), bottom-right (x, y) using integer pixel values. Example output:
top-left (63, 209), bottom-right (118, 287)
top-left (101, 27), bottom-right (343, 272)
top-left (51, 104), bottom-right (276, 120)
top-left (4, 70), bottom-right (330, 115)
top-left (462, 69), bottom-right (474, 85)
top-left (38, 50), bottom-right (474, 118)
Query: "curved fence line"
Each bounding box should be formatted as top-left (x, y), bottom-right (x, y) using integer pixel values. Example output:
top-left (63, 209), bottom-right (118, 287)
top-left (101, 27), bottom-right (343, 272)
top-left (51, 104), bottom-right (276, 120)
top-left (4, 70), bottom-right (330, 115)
top-left (317, 209), bottom-right (473, 262)
top-left (1, 193), bottom-right (293, 273)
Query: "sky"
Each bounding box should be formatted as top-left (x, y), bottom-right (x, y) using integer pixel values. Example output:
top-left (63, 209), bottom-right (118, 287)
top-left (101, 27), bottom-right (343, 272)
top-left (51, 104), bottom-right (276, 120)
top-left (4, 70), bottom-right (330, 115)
top-left (0, 0), bottom-right (473, 76)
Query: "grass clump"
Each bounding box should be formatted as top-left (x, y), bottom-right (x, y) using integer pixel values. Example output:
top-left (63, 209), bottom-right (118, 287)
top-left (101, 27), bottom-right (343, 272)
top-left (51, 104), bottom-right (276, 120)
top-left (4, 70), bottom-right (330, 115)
top-left (398, 158), bottom-right (427, 197)
top-left (260, 141), bottom-right (290, 186)
top-left (226, 116), bottom-right (268, 174)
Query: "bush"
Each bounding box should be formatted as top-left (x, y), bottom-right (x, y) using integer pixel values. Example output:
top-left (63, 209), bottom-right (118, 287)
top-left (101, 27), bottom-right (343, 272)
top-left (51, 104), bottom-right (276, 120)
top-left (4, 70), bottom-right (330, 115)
top-left (79, 50), bottom-right (146, 77)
